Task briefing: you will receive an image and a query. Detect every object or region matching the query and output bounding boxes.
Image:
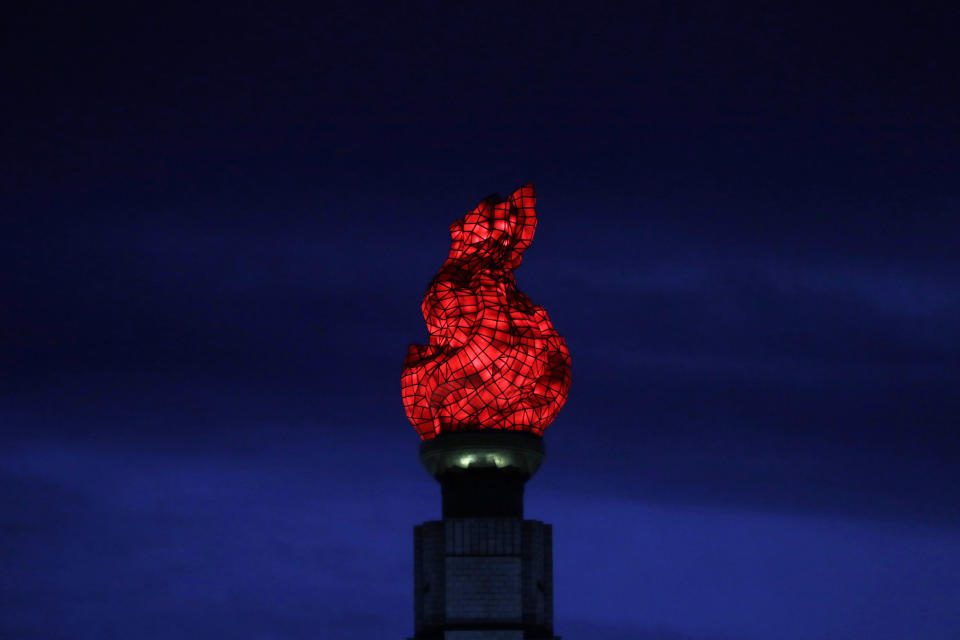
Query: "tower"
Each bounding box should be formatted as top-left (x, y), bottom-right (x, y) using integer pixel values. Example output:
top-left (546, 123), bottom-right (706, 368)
top-left (402, 185), bottom-right (571, 640)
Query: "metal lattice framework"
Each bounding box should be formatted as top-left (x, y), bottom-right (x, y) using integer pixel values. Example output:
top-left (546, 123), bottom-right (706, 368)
top-left (402, 184), bottom-right (571, 439)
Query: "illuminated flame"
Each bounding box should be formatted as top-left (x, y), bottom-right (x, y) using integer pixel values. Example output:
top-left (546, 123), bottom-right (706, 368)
top-left (402, 184), bottom-right (571, 439)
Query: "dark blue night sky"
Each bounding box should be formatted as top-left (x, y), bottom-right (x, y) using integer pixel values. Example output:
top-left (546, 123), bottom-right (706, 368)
top-left (3, 3), bottom-right (959, 639)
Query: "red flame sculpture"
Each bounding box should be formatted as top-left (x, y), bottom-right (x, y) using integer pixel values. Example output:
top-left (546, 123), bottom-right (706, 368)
top-left (402, 184), bottom-right (571, 440)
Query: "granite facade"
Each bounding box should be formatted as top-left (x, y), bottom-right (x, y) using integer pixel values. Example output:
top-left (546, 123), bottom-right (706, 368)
top-left (411, 518), bottom-right (557, 639)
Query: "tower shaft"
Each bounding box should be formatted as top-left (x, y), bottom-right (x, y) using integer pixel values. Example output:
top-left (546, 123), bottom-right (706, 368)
top-left (408, 432), bottom-right (560, 640)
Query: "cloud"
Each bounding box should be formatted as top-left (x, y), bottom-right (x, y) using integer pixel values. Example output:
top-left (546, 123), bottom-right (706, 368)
top-left (542, 492), bottom-right (960, 640)
top-left (560, 619), bottom-right (743, 640)
top-left (0, 440), bottom-right (418, 640)
top-left (3, 437), bottom-right (959, 640)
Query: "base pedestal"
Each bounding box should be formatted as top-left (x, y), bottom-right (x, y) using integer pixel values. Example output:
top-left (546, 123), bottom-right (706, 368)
top-left (409, 518), bottom-right (559, 640)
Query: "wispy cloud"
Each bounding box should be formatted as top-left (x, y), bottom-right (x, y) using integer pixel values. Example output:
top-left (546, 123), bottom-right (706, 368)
top-left (3, 439), bottom-right (959, 640)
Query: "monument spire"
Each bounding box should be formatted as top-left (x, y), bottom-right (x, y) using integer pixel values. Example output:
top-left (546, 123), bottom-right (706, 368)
top-left (403, 184), bottom-right (570, 640)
